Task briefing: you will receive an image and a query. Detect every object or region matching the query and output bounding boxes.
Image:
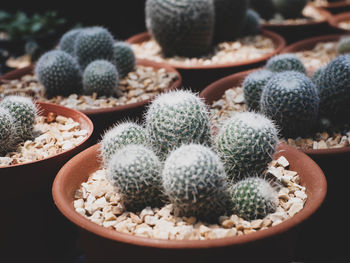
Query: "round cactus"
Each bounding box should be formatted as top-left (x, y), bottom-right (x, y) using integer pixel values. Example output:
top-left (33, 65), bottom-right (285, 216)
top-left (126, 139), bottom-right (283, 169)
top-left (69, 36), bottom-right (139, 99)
top-left (82, 60), bottom-right (119, 96)
top-left (113, 42), bottom-right (136, 77)
top-left (215, 112), bottom-right (278, 182)
top-left (74, 26), bottom-right (115, 69)
top-left (337, 36), bottom-right (350, 55)
top-left (0, 96), bottom-right (37, 141)
top-left (145, 90), bottom-right (211, 160)
top-left (59, 28), bottom-right (83, 56)
top-left (260, 71), bottom-right (319, 138)
top-left (107, 144), bottom-right (164, 211)
top-left (35, 50), bottom-right (82, 98)
top-left (0, 107), bottom-right (16, 153)
top-left (145, 0), bottom-right (215, 57)
top-left (230, 177), bottom-right (278, 221)
top-left (162, 144), bottom-right (229, 221)
top-left (311, 66), bottom-right (325, 84)
top-left (266, 54), bottom-right (306, 74)
top-left (100, 122), bottom-right (148, 165)
top-left (272, 0), bottom-right (307, 19)
top-left (239, 9), bottom-right (262, 37)
top-left (243, 69), bottom-right (274, 111)
top-left (250, 0), bottom-right (275, 20)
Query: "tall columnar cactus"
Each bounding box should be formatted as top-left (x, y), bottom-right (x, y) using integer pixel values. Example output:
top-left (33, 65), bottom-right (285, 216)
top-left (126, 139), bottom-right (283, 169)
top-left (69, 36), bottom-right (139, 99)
top-left (145, 0), bottom-right (215, 57)
top-left (266, 54), bottom-right (306, 74)
top-left (113, 42), bottom-right (136, 77)
top-left (260, 71), bottom-right (319, 138)
top-left (213, 0), bottom-right (248, 42)
top-left (239, 9), bottom-right (262, 37)
top-left (229, 177), bottom-right (278, 221)
top-left (0, 107), bottom-right (16, 153)
top-left (162, 144), bottom-right (229, 221)
top-left (145, 90), bottom-right (211, 160)
top-left (59, 28), bottom-right (83, 56)
top-left (250, 0), bottom-right (275, 20)
top-left (74, 26), bottom-right (115, 69)
top-left (272, 0), bottom-right (307, 19)
top-left (0, 96), bottom-right (37, 140)
top-left (100, 122), bottom-right (148, 165)
top-left (35, 50), bottom-right (82, 98)
top-left (337, 36), bottom-right (350, 55)
top-left (82, 60), bottom-right (119, 97)
top-left (243, 69), bottom-right (274, 111)
top-left (215, 112), bottom-right (278, 182)
top-left (107, 144), bottom-right (164, 211)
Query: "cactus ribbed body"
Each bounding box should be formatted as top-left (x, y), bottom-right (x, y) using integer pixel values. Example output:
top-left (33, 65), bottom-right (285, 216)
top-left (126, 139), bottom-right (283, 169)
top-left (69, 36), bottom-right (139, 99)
top-left (272, 0), bottom-right (307, 19)
top-left (113, 42), bottom-right (136, 77)
top-left (311, 66), bottom-right (325, 84)
top-left (0, 107), bottom-right (16, 153)
top-left (239, 9), bottom-right (262, 37)
top-left (59, 28), bottom-right (83, 56)
top-left (266, 54), bottom-right (306, 74)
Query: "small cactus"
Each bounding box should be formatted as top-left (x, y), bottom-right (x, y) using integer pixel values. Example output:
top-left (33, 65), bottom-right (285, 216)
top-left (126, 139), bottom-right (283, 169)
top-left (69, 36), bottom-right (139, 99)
top-left (272, 0), bottom-right (307, 19)
top-left (145, 90), bottom-right (211, 160)
top-left (337, 36), bottom-right (350, 55)
top-left (230, 177), bottom-right (278, 221)
top-left (266, 54), bottom-right (306, 74)
top-left (107, 144), bottom-right (164, 211)
top-left (215, 112), bottom-right (278, 182)
top-left (113, 42), bottom-right (136, 77)
top-left (162, 144), bottom-right (229, 221)
top-left (59, 28), bottom-right (83, 56)
top-left (239, 9), bottom-right (262, 37)
top-left (311, 66), bottom-right (325, 84)
top-left (0, 107), bottom-right (16, 153)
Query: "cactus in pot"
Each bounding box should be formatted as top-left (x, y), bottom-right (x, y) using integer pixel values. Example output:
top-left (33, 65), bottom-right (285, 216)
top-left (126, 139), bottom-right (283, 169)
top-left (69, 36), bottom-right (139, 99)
top-left (266, 54), bottom-right (306, 74)
top-left (0, 107), bottom-right (16, 154)
top-left (239, 9), bottom-right (262, 37)
top-left (113, 42), bottom-right (136, 77)
top-left (59, 28), bottom-right (84, 56)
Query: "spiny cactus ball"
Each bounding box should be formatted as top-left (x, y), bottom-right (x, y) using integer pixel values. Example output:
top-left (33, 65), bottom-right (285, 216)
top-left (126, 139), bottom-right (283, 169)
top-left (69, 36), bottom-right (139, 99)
top-left (266, 54), bottom-right (306, 74)
top-left (162, 144), bottom-right (229, 221)
top-left (35, 50), bottom-right (82, 98)
top-left (59, 28), bottom-right (83, 56)
top-left (74, 26), bottom-right (115, 69)
top-left (216, 112), bottom-right (278, 182)
top-left (82, 60), bottom-right (119, 97)
top-left (239, 9), bottom-right (262, 37)
top-left (100, 122), bottom-right (148, 165)
top-left (230, 177), bottom-right (278, 220)
top-left (337, 36), bottom-right (350, 55)
top-left (113, 42), bottom-right (135, 77)
top-left (311, 66), bottom-right (325, 84)
top-left (145, 90), bottom-right (211, 160)
top-left (107, 144), bottom-right (164, 211)
top-left (145, 0), bottom-right (215, 57)
top-left (243, 69), bottom-right (274, 111)
top-left (0, 107), bottom-right (16, 153)
top-left (272, 0), bottom-right (307, 19)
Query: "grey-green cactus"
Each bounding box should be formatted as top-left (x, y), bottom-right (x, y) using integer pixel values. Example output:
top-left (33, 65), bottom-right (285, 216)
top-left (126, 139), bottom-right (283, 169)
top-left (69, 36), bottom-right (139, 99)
top-left (266, 54), bottom-right (306, 74)
top-left (0, 107), bottom-right (16, 154)
top-left (113, 42), bottom-right (136, 77)
top-left (272, 0), bottom-right (307, 19)
top-left (239, 9), bottom-right (262, 37)
top-left (35, 50), bottom-right (82, 98)
top-left (59, 28), bottom-right (83, 56)
top-left (162, 144), bottom-right (229, 221)
top-left (145, 0), bottom-right (215, 57)
top-left (230, 177), bottom-right (278, 220)
top-left (82, 60), bottom-right (119, 97)
top-left (337, 36), bottom-right (350, 55)
top-left (243, 69), bottom-right (274, 111)
top-left (145, 90), bottom-right (211, 160)
top-left (311, 66), bottom-right (325, 84)
top-left (107, 144), bottom-right (164, 211)
top-left (215, 112), bottom-right (278, 182)
top-left (250, 0), bottom-right (275, 20)
top-left (260, 71), bottom-right (319, 138)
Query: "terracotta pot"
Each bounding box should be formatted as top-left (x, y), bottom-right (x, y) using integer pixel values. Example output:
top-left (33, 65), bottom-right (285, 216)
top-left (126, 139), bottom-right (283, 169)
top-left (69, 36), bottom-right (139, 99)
top-left (127, 30), bottom-right (285, 93)
top-left (329, 11), bottom-right (350, 33)
top-left (0, 102), bottom-right (93, 263)
top-left (315, 0), bottom-right (350, 14)
top-left (52, 143), bottom-right (326, 263)
top-left (200, 70), bottom-right (350, 262)
top-left (0, 59), bottom-right (182, 143)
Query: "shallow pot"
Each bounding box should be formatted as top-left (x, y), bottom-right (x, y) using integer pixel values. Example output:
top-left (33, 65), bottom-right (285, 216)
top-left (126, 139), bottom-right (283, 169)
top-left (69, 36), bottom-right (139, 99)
top-left (127, 30), bottom-right (285, 93)
top-left (52, 143), bottom-right (326, 263)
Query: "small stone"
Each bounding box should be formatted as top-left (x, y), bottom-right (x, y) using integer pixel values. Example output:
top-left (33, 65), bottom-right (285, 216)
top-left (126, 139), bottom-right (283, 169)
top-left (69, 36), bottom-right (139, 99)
top-left (251, 219), bottom-right (263, 229)
top-left (277, 156), bottom-right (289, 168)
top-left (144, 215), bottom-right (159, 226)
top-left (140, 206), bottom-right (154, 221)
top-left (317, 140), bottom-right (328, 149)
top-left (130, 213), bottom-right (142, 224)
top-left (74, 199), bottom-right (84, 209)
top-left (221, 219), bottom-right (235, 229)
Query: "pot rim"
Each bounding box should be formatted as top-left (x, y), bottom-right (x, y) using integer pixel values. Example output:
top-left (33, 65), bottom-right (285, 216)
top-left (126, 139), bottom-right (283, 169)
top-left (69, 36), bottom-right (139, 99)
top-left (317, 0), bottom-right (350, 9)
top-left (329, 11), bottom-right (350, 31)
top-left (52, 143), bottom-right (327, 249)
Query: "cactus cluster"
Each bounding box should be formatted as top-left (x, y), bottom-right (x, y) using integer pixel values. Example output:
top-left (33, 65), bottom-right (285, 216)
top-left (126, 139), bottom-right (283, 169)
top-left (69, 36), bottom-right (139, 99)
top-left (266, 54), bottom-right (306, 74)
top-left (0, 107), bottom-right (16, 154)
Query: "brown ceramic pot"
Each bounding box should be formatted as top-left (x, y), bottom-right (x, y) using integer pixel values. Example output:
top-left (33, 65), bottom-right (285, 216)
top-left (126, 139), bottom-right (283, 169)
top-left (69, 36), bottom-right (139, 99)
top-left (315, 0), bottom-right (350, 14)
top-left (52, 143), bottom-right (326, 263)
top-left (127, 30), bottom-right (285, 93)
top-left (0, 102), bottom-right (93, 263)
top-left (329, 11), bottom-right (350, 33)
top-left (200, 70), bottom-right (349, 262)
top-left (0, 59), bottom-right (182, 143)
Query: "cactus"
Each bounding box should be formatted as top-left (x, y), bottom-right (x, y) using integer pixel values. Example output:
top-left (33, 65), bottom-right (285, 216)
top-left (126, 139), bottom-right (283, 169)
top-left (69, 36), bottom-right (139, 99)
top-left (35, 50), bottom-right (82, 98)
top-left (266, 54), bottom-right (306, 74)
top-left (272, 0), bottom-right (307, 19)
top-left (0, 107), bottom-right (16, 153)
top-left (59, 28), bottom-right (83, 56)
top-left (100, 122), bottom-right (148, 165)
top-left (74, 26), bottom-right (115, 69)
top-left (162, 144), bottom-right (229, 221)
top-left (243, 69), bottom-right (274, 111)
top-left (311, 66), bottom-right (325, 84)
top-left (145, 0), bottom-right (215, 57)
top-left (239, 9), bottom-right (262, 37)
top-left (82, 60), bottom-right (119, 97)
top-left (107, 144), bottom-right (164, 211)
top-left (145, 90), bottom-right (211, 160)
top-left (213, 0), bottom-right (248, 42)
top-left (250, 0), bottom-right (275, 20)
top-left (260, 71), bottom-right (319, 138)
top-left (337, 36), bottom-right (350, 55)
top-left (229, 177), bottom-right (278, 220)
top-left (113, 42), bottom-right (136, 77)
top-left (0, 96), bottom-right (37, 141)
top-left (215, 112), bottom-right (278, 182)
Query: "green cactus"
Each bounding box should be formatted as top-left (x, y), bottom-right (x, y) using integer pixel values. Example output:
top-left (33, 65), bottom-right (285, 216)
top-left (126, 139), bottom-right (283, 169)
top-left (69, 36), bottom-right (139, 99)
top-left (260, 71), bottom-right (319, 138)
top-left (145, 0), bottom-right (215, 57)
top-left (243, 69), bottom-right (274, 111)
top-left (82, 60), bottom-right (119, 97)
top-left (35, 50), bottom-right (82, 98)
top-left (145, 90), bottom-right (211, 160)
top-left (0, 107), bottom-right (16, 154)
top-left (59, 28), bottom-right (83, 56)
top-left (113, 42), bottom-right (136, 77)
top-left (272, 0), bottom-right (308, 19)
top-left (311, 66), bottom-right (325, 84)
top-left (250, 0), bottom-right (275, 20)
top-left (266, 54), bottom-right (306, 74)
top-left (239, 9), bottom-right (262, 37)
top-left (107, 144), bottom-right (164, 211)
top-left (229, 177), bottom-right (278, 221)
top-left (74, 26), bottom-right (115, 69)
top-left (215, 112), bottom-right (278, 182)
top-left (337, 36), bottom-right (350, 55)
top-left (162, 144), bottom-right (229, 221)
